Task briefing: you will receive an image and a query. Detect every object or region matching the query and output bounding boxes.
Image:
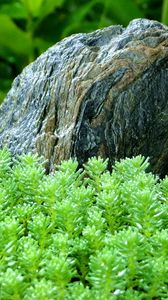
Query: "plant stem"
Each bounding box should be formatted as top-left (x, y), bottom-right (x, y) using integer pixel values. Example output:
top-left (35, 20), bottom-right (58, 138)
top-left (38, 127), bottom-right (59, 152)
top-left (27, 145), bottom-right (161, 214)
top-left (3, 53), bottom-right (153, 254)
top-left (161, 0), bottom-right (168, 25)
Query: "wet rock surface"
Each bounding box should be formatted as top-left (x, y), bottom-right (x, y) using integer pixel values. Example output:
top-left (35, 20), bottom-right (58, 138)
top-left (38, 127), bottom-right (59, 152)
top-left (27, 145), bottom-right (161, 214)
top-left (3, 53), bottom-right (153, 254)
top-left (0, 19), bottom-right (168, 176)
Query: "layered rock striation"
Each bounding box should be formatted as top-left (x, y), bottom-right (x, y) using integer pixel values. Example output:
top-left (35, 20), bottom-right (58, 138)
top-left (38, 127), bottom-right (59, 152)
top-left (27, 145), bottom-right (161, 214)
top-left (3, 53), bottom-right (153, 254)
top-left (0, 19), bottom-right (168, 176)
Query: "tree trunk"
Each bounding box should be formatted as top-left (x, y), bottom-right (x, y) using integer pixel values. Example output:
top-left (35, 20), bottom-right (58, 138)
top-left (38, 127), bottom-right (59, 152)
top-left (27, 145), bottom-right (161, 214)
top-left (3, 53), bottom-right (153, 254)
top-left (0, 19), bottom-right (168, 176)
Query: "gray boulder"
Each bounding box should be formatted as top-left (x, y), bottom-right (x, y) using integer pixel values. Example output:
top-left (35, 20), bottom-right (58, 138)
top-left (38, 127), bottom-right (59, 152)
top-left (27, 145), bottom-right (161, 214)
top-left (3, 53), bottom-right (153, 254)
top-left (0, 19), bottom-right (168, 176)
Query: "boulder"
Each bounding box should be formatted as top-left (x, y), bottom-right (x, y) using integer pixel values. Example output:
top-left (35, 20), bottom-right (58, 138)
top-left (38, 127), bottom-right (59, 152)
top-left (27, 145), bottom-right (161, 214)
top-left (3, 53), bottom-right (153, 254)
top-left (0, 19), bottom-right (168, 176)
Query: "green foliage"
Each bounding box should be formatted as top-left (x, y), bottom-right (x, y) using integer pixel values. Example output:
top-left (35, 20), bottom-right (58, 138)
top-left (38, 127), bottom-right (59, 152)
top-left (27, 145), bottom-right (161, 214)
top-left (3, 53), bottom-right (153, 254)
top-left (162, 0), bottom-right (168, 26)
top-left (0, 0), bottom-right (165, 103)
top-left (1, 148), bottom-right (168, 298)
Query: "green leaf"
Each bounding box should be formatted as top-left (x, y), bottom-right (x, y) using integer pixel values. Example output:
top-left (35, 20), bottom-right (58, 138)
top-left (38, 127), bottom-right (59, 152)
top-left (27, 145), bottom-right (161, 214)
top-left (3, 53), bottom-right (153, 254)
top-left (21, 0), bottom-right (44, 17)
top-left (161, 0), bottom-right (168, 25)
top-left (107, 0), bottom-right (145, 25)
top-left (22, 0), bottom-right (65, 20)
top-left (0, 2), bottom-right (28, 19)
top-left (62, 0), bottom-right (100, 37)
top-left (0, 14), bottom-right (31, 55)
top-left (34, 37), bottom-right (52, 53)
top-left (38, 0), bottom-right (65, 21)
top-left (0, 90), bottom-right (7, 103)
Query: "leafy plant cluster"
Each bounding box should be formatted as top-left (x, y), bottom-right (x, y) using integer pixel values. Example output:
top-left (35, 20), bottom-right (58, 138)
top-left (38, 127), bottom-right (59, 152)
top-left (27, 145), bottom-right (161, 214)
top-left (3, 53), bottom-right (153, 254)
top-left (0, 0), bottom-right (166, 102)
top-left (1, 148), bottom-right (168, 299)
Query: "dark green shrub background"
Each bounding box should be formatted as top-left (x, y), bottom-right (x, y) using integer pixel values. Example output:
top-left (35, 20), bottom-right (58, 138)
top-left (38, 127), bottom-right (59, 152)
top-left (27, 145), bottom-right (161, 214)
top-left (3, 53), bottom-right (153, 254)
top-left (0, 0), bottom-right (167, 102)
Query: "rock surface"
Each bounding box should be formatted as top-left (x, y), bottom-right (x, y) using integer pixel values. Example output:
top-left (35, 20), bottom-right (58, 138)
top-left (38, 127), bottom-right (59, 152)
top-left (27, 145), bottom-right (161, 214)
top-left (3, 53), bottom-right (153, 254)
top-left (0, 19), bottom-right (168, 176)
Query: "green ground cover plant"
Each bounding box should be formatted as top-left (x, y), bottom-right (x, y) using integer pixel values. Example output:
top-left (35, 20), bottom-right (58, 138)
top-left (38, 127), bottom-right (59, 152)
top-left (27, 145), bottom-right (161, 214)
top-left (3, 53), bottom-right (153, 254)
top-left (0, 148), bottom-right (168, 299)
